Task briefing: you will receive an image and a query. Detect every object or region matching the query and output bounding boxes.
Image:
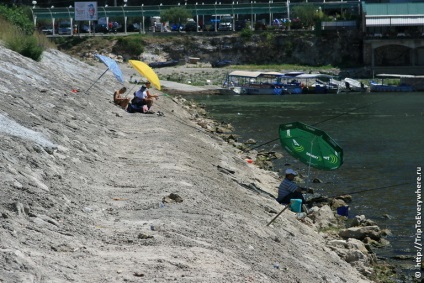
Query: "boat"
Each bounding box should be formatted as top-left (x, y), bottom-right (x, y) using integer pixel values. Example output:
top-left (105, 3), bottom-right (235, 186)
top-left (295, 73), bottom-right (338, 94)
top-left (344, 78), bottom-right (368, 92)
top-left (148, 60), bottom-right (180, 68)
top-left (211, 60), bottom-right (231, 68)
top-left (369, 81), bottom-right (415, 92)
top-left (224, 71), bottom-right (288, 95)
top-left (224, 71), bottom-right (342, 95)
top-left (369, 74), bottom-right (415, 92)
top-left (329, 77), bottom-right (368, 93)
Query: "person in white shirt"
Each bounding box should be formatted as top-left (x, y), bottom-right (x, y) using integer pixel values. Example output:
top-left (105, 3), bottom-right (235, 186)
top-left (131, 81), bottom-right (159, 112)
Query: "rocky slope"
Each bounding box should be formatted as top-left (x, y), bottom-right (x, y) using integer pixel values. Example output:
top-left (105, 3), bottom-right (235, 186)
top-left (58, 31), bottom-right (362, 72)
top-left (0, 45), bottom-right (373, 282)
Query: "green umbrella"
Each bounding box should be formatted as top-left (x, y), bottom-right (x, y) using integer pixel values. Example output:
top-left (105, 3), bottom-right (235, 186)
top-left (279, 122), bottom-right (343, 170)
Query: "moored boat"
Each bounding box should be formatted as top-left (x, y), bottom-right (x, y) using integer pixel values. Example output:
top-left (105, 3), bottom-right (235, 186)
top-left (369, 74), bottom-right (415, 92)
top-left (211, 60), bottom-right (231, 68)
top-left (344, 78), bottom-right (368, 92)
top-left (148, 60), bottom-right (180, 68)
top-left (369, 81), bottom-right (414, 92)
top-left (224, 71), bottom-right (288, 95)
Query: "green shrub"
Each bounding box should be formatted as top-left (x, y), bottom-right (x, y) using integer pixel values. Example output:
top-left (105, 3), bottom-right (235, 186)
top-left (0, 5), bottom-right (51, 61)
top-left (113, 36), bottom-right (144, 59)
top-left (240, 27), bottom-right (253, 39)
top-left (0, 5), bottom-right (34, 35)
top-left (3, 31), bottom-right (44, 61)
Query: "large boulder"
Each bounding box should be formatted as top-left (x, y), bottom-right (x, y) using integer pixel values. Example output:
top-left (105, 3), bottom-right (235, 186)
top-left (310, 205), bottom-right (337, 229)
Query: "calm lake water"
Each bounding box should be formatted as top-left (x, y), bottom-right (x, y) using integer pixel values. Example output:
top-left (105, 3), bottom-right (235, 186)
top-left (185, 92), bottom-right (424, 280)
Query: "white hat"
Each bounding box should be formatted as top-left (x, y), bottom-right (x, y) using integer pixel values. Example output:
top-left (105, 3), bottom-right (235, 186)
top-left (285, 168), bottom-right (298, 176)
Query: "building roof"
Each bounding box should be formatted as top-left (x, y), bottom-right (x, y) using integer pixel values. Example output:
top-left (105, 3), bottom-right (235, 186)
top-left (363, 2), bottom-right (424, 27)
top-left (363, 2), bottom-right (424, 16)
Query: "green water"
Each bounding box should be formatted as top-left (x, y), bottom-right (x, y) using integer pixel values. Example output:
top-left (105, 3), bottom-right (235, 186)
top-left (185, 92), bottom-right (424, 280)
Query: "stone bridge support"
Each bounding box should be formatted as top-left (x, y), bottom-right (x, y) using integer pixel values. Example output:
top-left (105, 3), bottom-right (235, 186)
top-left (364, 39), bottom-right (424, 70)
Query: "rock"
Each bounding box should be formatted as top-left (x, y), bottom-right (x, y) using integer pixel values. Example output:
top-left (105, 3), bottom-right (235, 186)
top-left (335, 194), bottom-right (352, 203)
top-left (347, 238), bottom-right (369, 255)
top-left (215, 126), bottom-right (232, 134)
top-left (339, 226), bottom-right (382, 241)
top-left (344, 250), bottom-right (367, 263)
top-left (163, 193), bottom-right (183, 203)
top-left (245, 138), bottom-right (256, 144)
top-left (330, 198), bottom-right (347, 210)
top-left (351, 215), bottom-right (366, 227)
top-left (351, 215), bottom-right (376, 227)
top-left (312, 178), bottom-right (323, 183)
top-left (13, 202), bottom-right (30, 217)
top-left (310, 205), bottom-right (337, 229)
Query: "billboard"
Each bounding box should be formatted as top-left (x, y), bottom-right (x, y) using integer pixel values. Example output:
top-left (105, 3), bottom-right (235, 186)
top-left (75, 2), bottom-right (98, 21)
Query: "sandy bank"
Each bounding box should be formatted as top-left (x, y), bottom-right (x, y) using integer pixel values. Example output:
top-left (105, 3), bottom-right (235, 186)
top-left (0, 47), bottom-right (372, 282)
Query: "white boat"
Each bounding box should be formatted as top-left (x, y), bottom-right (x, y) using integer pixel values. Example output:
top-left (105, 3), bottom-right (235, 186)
top-left (344, 78), bottom-right (368, 92)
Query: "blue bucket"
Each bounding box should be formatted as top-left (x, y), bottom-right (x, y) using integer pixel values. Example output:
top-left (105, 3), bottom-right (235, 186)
top-left (337, 206), bottom-right (349, 217)
top-left (290, 199), bottom-right (302, 213)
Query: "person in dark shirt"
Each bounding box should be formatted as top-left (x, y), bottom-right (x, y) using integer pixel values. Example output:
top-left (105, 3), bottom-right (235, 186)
top-left (276, 168), bottom-right (313, 205)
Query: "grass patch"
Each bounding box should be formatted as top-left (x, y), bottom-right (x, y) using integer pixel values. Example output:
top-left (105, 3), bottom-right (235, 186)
top-left (0, 17), bottom-right (53, 61)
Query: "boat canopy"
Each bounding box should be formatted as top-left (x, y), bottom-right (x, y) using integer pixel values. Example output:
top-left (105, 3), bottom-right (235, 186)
top-left (376, 74), bottom-right (416, 78)
top-left (228, 71), bottom-right (283, 78)
top-left (295, 73), bottom-right (334, 79)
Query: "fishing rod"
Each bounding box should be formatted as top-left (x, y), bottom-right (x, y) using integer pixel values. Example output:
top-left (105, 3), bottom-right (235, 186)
top-left (328, 181), bottom-right (412, 199)
top-left (151, 92), bottom-right (223, 141)
top-left (243, 98), bottom-right (387, 153)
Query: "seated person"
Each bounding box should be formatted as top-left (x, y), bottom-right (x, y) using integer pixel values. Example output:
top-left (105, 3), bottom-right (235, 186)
top-left (128, 81), bottom-right (159, 113)
top-left (276, 168), bottom-right (313, 206)
top-left (113, 87), bottom-right (131, 110)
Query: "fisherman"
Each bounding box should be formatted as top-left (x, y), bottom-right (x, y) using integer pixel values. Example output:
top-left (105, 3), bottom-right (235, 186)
top-left (276, 168), bottom-right (313, 206)
top-left (113, 86), bottom-right (131, 110)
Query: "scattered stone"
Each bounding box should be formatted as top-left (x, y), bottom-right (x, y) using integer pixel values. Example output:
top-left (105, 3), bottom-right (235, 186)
top-left (351, 215), bottom-right (376, 227)
top-left (138, 233), bottom-right (154, 239)
top-left (163, 193), bottom-right (183, 203)
top-left (244, 138), bottom-right (256, 144)
top-left (13, 202), bottom-right (30, 217)
top-left (335, 194), bottom-right (352, 203)
top-left (133, 272), bottom-right (145, 277)
top-left (330, 198), bottom-right (347, 210)
top-left (339, 226), bottom-right (382, 241)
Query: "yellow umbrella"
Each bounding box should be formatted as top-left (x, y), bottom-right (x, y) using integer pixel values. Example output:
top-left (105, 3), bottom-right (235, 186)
top-left (128, 60), bottom-right (161, 90)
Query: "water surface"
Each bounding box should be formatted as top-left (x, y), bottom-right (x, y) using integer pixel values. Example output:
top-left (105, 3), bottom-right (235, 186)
top-left (185, 92), bottom-right (424, 278)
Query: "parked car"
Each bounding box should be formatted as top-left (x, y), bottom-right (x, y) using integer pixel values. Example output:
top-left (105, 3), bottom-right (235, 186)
top-left (235, 20), bottom-right (247, 31)
top-left (127, 23), bottom-right (140, 32)
top-left (58, 22), bottom-right (72, 35)
top-left (171, 23), bottom-right (184, 32)
top-left (80, 24), bottom-right (91, 33)
top-left (218, 22), bottom-right (232, 31)
top-left (94, 24), bottom-right (109, 33)
top-left (40, 25), bottom-right (54, 35)
top-left (184, 21), bottom-right (199, 32)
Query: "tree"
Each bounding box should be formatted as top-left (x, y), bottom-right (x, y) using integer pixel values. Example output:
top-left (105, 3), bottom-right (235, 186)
top-left (292, 4), bottom-right (319, 30)
top-left (160, 7), bottom-right (192, 25)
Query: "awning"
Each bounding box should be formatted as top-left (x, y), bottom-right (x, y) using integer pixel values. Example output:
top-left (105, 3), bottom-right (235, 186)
top-left (228, 71), bottom-right (284, 78)
top-left (366, 16), bottom-right (424, 26)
